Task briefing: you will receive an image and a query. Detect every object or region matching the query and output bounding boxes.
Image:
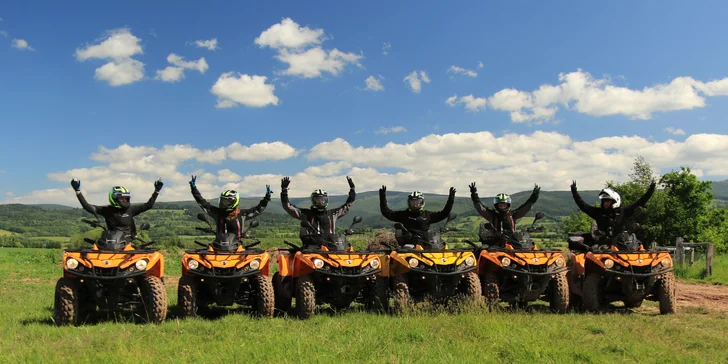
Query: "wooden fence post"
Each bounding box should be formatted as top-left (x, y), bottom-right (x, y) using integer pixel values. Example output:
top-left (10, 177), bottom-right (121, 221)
top-left (675, 237), bottom-right (685, 266)
top-left (706, 243), bottom-right (714, 277)
top-left (690, 247), bottom-right (695, 266)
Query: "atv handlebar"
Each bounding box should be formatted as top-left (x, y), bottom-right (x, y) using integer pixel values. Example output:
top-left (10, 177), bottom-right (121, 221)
top-left (244, 241), bottom-right (261, 249)
top-left (194, 241), bottom-right (208, 248)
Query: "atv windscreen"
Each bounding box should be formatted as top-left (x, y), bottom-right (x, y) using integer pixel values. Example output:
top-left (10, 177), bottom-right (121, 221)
top-left (212, 232), bottom-right (240, 252)
top-left (96, 230), bottom-right (131, 251)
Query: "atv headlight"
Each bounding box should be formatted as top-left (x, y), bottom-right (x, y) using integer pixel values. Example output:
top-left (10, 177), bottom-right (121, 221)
top-left (464, 256), bottom-right (475, 267)
top-left (501, 257), bottom-right (511, 267)
top-left (408, 258), bottom-right (419, 268)
top-left (249, 259), bottom-right (261, 270)
top-left (369, 259), bottom-right (380, 269)
top-left (313, 258), bottom-right (325, 269)
top-left (603, 259), bottom-right (615, 269)
top-left (135, 259), bottom-right (148, 270)
top-left (660, 258), bottom-right (672, 268)
top-left (66, 258), bottom-right (79, 270)
top-left (187, 259), bottom-right (199, 270)
top-left (554, 257), bottom-right (565, 267)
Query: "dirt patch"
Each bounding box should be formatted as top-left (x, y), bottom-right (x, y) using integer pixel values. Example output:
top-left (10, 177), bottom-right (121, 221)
top-left (677, 281), bottom-right (728, 312)
top-left (164, 275), bottom-right (180, 290)
top-left (21, 277), bottom-right (41, 285)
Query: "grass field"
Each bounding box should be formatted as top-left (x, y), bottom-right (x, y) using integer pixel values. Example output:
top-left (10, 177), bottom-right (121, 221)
top-left (1, 248), bottom-right (728, 363)
top-left (674, 254), bottom-right (728, 285)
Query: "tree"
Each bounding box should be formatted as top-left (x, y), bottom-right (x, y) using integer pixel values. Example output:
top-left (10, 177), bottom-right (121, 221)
top-left (698, 207), bottom-right (728, 253)
top-left (658, 167), bottom-right (713, 243)
top-left (559, 211), bottom-right (592, 237)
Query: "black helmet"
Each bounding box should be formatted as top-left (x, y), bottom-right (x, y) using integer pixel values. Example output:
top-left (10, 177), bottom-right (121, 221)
top-left (311, 189), bottom-right (328, 210)
top-left (407, 191), bottom-right (425, 211)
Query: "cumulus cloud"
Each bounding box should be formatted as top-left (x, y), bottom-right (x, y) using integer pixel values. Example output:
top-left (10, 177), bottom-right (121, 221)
top-left (210, 72), bottom-right (279, 108)
top-left (155, 53), bottom-right (208, 82)
top-left (665, 127), bottom-right (686, 136)
top-left (375, 126), bottom-right (407, 134)
top-left (364, 75), bottom-right (384, 91)
top-left (75, 28), bottom-right (145, 86)
top-left (448, 65), bottom-right (477, 78)
top-left (193, 38), bottom-right (219, 51)
top-left (486, 69), bottom-right (728, 123)
top-left (404, 70), bottom-right (431, 93)
top-left (255, 18), bottom-right (362, 79)
top-left (11, 38), bottom-right (34, 51)
top-left (445, 94), bottom-right (486, 111)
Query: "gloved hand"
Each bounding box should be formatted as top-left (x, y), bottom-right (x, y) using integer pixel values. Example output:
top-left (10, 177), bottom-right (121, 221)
top-left (571, 180), bottom-right (577, 190)
top-left (650, 179), bottom-right (657, 188)
top-left (449, 187), bottom-right (456, 196)
top-left (71, 179), bottom-right (81, 191)
top-left (189, 175), bottom-right (197, 188)
top-left (265, 184), bottom-right (273, 200)
top-left (346, 176), bottom-right (355, 189)
top-left (281, 176), bottom-right (291, 190)
top-left (533, 184), bottom-right (541, 195)
top-left (154, 178), bottom-right (164, 192)
top-left (469, 182), bottom-right (477, 194)
top-left (379, 185), bottom-right (387, 196)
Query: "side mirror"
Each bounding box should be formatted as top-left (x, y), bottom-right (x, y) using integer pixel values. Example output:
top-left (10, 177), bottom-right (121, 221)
top-left (352, 216), bottom-right (363, 225)
top-left (139, 222), bottom-right (150, 231)
top-left (633, 206), bottom-right (644, 217)
top-left (197, 213), bottom-right (208, 222)
top-left (248, 221), bottom-right (259, 229)
top-left (534, 212), bottom-right (545, 222)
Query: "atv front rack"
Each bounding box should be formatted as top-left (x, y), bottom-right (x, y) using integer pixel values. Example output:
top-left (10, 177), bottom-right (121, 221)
top-left (184, 248), bottom-right (265, 255)
top-left (64, 247), bottom-right (160, 254)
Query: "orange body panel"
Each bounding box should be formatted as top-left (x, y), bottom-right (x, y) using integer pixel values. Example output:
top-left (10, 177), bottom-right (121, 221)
top-left (278, 246), bottom-right (384, 278)
top-left (182, 245), bottom-right (271, 276)
top-left (477, 248), bottom-right (565, 275)
top-left (62, 244), bottom-right (164, 278)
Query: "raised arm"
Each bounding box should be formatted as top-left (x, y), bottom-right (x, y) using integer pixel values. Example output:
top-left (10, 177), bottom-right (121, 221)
top-left (378, 185), bottom-right (400, 221)
top-left (280, 177), bottom-right (304, 220)
top-left (130, 179), bottom-right (163, 216)
top-left (71, 179), bottom-right (101, 215)
top-left (513, 184), bottom-right (540, 219)
top-left (332, 177), bottom-right (356, 218)
top-left (429, 187), bottom-right (456, 223)
top-left (241, 185), bottom-right (272, 219)
top-left (624, 180), bottom-right (657, 216)
top-left (571, 180), bottom-right (599, 218)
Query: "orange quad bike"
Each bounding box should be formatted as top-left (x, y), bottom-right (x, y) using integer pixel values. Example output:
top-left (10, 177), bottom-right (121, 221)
top-left (567, 207), bottom-right (676, 314)
top-left (386, 213), bottom-right (481, 313)
top-left (54, 217), bottom-right (167, 326)
top-left (472, 212), bottom-right (569, 313)
top-left (177, 213), bottom-right (274, 318)
top-left (273, 216), bottom-right (388, 319)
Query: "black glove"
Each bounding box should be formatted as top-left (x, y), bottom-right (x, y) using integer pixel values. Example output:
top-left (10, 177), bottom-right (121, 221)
top-left (379, 185), bottom-right (387, 196)
top-left (650, 179), bottom-right (657, 188)
top-left (346, 176), bottom-right (355, 189)
top-left (71, 179), bottom-right (81, 191)
top-left (281, 177), bottom-right (291, 190)
top-left (533, 184), bottom-right (541, 195)
top-left (154, 178), bottom-right (164, 192)
top-left (189, 175), bottom-right (197, 188)
top-left (265, 185), bottom-right (272, 200)
top-left (468, 182), bottom-right (477, 194)
top-left (449, 187), bottom-right (456, 196)
top-left (571, 180), bottom-right (577, 190)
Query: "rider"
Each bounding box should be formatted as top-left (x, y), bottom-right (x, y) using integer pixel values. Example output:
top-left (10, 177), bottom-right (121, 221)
top-left (570, 179), bottom-right (656, 243)
top-left (280, 176), bottom-right (356, 249)
top-left (189, 176), bottom-right (271, 241)
top-left (469, 182), bottom-right (541, 240)
top-left (379, 186), bottom-right (456, 246)
top-left (70, 178), bottom-right (163, 239)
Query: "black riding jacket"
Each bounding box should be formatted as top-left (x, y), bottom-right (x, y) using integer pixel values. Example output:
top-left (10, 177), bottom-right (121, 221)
top-left (571, 183), bottom-right (656, 238)
top-left (75, 190), bottom-right (159, 238)
top-left (471, 189), bottom-right (539, 235)
top-left (379, 191), bottom-right (454, 244)
top-left (191, 186), bottom-right (269, 240)
top-left (281, 188), bottom-right (355, 245)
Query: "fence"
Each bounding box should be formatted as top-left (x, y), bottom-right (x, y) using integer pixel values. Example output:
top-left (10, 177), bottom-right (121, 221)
top-left (656, 237), bottom-right (714, 277)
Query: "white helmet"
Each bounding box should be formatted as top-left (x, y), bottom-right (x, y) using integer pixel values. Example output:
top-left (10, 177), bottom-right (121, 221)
top-left (598, 188), bottom-right (621, 208)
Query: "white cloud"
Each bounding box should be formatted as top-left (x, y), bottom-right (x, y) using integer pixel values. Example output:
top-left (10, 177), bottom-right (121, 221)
top-left (225, 141), bottom-right (299, 161)
top-left (5, 192), bottom-right (15, 198)
top-left (445, 94), bottom-right (486, 111)
top-left (11, 38), bottom-right (34, 51)
top-left (210, 72), bottom-right (279, 108)
top-left (477, 61), bottom-right (484, 69)
top-left (217, 169), bottom-right (242, 183)
top-left (364, 75), bottom-right (384, 91)
top-left (375, 126), bottom-right (407, 134)
top-left (75, 28), bottom-right (145, 86)
top-left (486, 69), bottom-right (728, 123)
top-left (0, 30), bottom-right (7, 37)
top-left (255, 18), bottom-right (362, 79)
top-left (404, 70), bottom-right (431, 93)
top-left (665, 127), bottom-right (686, 136)
top-left (382, 42), bottom-right (391, 55)
top-left (193, 38), bottom-right (219, 51)
top-left (448, 65), bottom-right (477, 78)
top-left (155, 53), bottom-right (208, 83)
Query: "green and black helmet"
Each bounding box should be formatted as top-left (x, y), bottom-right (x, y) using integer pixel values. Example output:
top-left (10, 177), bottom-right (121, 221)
top-left (219, 190), bottom-right (240, 211)
top-left (109, 186), bottom-right (131, 209)
top-left (311, 189), bottom-right (328, 210)
top-left (493, 193), bottom-right (511, 212)
top-left (408, 191), bottom-right (425, 211)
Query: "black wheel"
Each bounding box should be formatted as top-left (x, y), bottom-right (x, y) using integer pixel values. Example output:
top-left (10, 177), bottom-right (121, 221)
top-left (482, 272), bottom-right (499, 309)
top-left (549, 272), bottom-right (569, 314)
top-left (273, 272), bottom-right (292, 313)
top-left (364, 275), bottom-right (389, 313)
top-left (295, 275), bottom-right (316, 319)
top-left (138, 276), bottom-right (167, 323)
top-left (456, 272), bottom-right (482, 305)
top-left (253, 275), bottom-right (275, 318)
top-left (657, 272), bottom-right (677, 314)
top-left (54, 278), bottom-right (79, 326)
top-left (177, 276), bottom-right (197, 318)
top-left (392, 274), bottom-right (409, 314)
top-left (582, 273), bottom-right (604, 313)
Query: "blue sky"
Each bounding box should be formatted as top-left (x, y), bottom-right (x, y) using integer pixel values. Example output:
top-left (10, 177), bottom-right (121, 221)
top-left (2, 1), bottom-right (728, 205)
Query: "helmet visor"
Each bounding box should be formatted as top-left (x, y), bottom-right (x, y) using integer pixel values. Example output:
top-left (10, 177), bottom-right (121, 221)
top-left (220, 197), bottom-right (236, 209)
top-left (408, 198), bottom-right (424, 210)
top-left (312, 196), bottom-right (328, 208)
top-left (496, 202), bottom-right (509, 210)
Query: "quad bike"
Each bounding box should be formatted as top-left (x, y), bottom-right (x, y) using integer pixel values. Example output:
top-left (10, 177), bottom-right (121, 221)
top-left (386, 213), bottom-right (481, 313)
top-left (567, 206), bottom-right (676, 314)
top-left (54, 217), bottom-right (167, 326)
top-left (273, 216), bottom-right (387, 319)
top-left (177, 213), bottom-right (274, 318)
top-left (470, 212), bottom-right (569, 313)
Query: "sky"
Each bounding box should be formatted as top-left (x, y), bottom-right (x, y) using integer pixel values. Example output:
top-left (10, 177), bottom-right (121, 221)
top-left (2, 0), bottom-right (728, 206)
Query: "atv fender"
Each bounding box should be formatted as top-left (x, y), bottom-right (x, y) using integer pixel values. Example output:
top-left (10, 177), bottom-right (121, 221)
top-left (277, 251), bottom-right (292, 277)
top-left (388, 252), bottom-right (411, 277)
top-left (477, 251), bottom-right (502, 275)
top-left (584, 253), bottom-right (606, 276)
top-left (293, 253), bottom-right (315, 278)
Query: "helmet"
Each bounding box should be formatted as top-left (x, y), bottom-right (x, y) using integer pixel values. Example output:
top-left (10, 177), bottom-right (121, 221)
top-left (598, 188), bottom-right (621, 208)
top-left (219, 190), bottom-right (240, 211)
top-left (311, 189), bottom-right (328, 210)
top-left (408, 191), bottom-right (425, 211)
top-left (493, 193), bottom-right (511, 212)
top-left (109, 186), bottom-right (131, 209)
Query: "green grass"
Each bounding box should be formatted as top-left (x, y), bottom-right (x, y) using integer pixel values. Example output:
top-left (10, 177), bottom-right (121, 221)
top-left (674, 254), bottom-right (728, 285)
top-left (0, 229), bottom-right (14, 236)
top-left (1, 248), bottom-right (728, 363)
top-left (30, 236), bottom-right (69, 242)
